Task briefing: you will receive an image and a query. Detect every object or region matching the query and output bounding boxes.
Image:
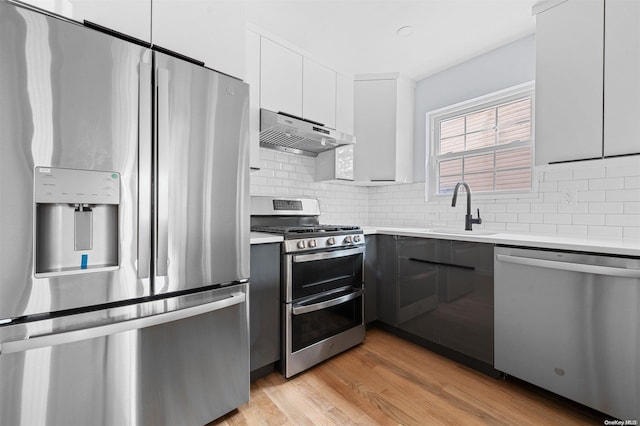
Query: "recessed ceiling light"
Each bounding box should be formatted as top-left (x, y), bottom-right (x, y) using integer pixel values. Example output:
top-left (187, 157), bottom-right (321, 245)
top-left (396, 26), bottom-right (414, 37)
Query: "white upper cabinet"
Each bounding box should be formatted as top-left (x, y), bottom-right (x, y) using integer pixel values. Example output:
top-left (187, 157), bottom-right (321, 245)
top-left (152, 0), bottom-right (246, 80)
top-left (303, 58), bottom-right (336, 128)
top-left (17, 0), bottom-right (151, 43)
top-left (257, 34), bottom-right (353, 134)
top-left (534, 0), bottom-right (604, 165)
top-left (353, 74), bottom-right (414, 184)
top-left (260, 37), bottom-right (303, 117)
top-left (336, 73), bottom-right (355, 135)
top-left (534, 0), bottom-right (640, 164)
top-left (604, 0), bottom-right (640, 157)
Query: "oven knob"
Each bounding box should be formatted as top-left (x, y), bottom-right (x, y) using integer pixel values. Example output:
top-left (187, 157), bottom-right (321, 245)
top-left (308, 239), bottom-right (317, 248)
top-left (343, 236), bottom-right (353, 244)
top-left (327, 237), bottom-right (336, 246)
top-left (297, 240), bottom-right (306, 249)
top-left (353, 235), bottom-right (361, 243)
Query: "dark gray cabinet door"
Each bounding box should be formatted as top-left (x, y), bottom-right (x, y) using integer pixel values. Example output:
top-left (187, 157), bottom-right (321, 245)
top-left (364, 235), bottom-right (378, 323)
top-left (376, 235), bottom-right (398, 325)
top-left (249, 243), bottom-right (281, 373)
top-left (395, 237), bottom-right (448, 342)
top-left (375, 236), bottom-right (495, 365)
top-left (439, 241), bottom-right (494, 364)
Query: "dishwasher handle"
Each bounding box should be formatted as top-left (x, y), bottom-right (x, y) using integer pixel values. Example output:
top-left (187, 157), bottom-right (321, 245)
top-left (0, 293), bottom-right (246, 355)
top-left (496, 254), bottom-right (640, 279)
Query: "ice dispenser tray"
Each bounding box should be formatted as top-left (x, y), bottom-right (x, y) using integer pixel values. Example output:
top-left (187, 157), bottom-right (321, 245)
top-left (34, 167), bottom-right (120, 276)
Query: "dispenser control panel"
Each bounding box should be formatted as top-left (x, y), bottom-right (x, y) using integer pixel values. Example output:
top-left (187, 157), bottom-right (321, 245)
top-left (34, 167), bottom-right (120, 205)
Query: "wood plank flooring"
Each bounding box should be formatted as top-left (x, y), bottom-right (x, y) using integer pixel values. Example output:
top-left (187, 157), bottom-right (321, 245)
top-left (211, 328), bottom-right (608, 425)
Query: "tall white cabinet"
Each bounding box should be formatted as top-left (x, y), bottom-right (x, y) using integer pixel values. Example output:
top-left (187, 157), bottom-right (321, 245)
top-left (534, 0), bottom-right (640, 165)
top-left (353, 74), bottom-right (414, 184)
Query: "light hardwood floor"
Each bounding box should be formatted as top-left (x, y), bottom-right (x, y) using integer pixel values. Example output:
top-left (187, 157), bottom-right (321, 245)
top-left (211, 328), bottom-right (607, 425)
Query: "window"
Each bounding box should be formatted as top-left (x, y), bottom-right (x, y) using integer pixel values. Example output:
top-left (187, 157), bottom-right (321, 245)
top-left (427, 83), bottom-right (534, 196)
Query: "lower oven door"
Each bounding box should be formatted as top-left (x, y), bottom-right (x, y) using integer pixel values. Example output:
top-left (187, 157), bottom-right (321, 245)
top-left (283, 286), bottom-right (365, 378)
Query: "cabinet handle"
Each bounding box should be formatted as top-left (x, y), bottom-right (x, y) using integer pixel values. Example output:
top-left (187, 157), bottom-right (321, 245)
top-left (408, 257), bottom-right (475, 270)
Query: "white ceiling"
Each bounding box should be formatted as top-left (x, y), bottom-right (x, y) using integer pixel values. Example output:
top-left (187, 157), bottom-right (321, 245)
top-left (245, 0), bottom-right (536, 81)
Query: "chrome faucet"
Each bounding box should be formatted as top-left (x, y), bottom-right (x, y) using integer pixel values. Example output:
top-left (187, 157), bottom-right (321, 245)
top-left (451, 181), bottom-right (482, 231)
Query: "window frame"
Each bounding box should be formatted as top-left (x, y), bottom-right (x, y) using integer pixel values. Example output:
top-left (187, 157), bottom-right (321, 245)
top-left (425, 81), bottom-right (536, 200)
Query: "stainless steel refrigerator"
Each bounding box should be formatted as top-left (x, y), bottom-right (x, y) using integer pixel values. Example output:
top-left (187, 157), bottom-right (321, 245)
top-left (0, 1), bottom-right (250, 425)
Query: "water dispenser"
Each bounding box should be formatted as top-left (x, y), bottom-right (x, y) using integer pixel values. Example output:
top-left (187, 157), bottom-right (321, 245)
top-left (34, 167), bottom-right (120, 276)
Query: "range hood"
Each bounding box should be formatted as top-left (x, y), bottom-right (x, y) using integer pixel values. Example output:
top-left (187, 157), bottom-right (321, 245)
top-left (259, 109), bottom-right (355, 157)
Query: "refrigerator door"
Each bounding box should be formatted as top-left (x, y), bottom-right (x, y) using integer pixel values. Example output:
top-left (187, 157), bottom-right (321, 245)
top-left (154, 52), bottom-right (250, 294)
top-left (0, 2), bottom-right (153, 320)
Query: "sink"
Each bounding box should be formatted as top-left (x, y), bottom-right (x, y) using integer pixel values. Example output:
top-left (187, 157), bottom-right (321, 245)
top-left (425, 228), bottom-right (498, 236)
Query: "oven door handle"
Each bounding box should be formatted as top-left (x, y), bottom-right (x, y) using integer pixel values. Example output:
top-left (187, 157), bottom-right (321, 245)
top-left (291, 288), bottom-right (364, 315)
top-left (292, 246), bottom-right (364, 263)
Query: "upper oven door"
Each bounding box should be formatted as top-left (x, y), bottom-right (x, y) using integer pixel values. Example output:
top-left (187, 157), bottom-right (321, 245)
top-left (285, 247), bottom-right (364, 302)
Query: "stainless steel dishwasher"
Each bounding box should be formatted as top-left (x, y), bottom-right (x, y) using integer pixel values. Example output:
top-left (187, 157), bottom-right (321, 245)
top-left (495, 246), bottom-right (640, 421)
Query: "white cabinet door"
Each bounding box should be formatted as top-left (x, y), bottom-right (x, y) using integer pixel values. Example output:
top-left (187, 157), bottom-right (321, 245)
top-left (302, 58), bottom-right (336, 128)
top-left (534, 0), bottom-right (604, 165)
top-left (336, 73), bottom-right (354, 135)
top-left (260, 37), bottom-right (303, 117)
top-left (354, 78), bottom-right (397, 182)
top-left (19, 0), bottom-right (151, 43)
top-left (246, 30), bottom-right (261, 170)
top-left (152, 0), bottom-right (246, 80)
top-left (604, 0), bottom-right (640, 157)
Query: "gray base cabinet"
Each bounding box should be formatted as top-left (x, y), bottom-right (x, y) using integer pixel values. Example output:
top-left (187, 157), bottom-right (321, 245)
top-left (376, 236), bottom-right (494, 366)
top-left (440, 241), bottom-right (493, 364)
top-left (364, 235), bottom-right (378, 323)
top-left (249, 243), bottom-right (281, 378)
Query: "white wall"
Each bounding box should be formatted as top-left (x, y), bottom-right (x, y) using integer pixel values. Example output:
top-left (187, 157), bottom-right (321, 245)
top-left (413, 34), bottom-right (536, 182)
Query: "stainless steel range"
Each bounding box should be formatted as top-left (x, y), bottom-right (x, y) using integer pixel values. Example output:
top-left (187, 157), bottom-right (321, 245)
top-left (251, 196), bottom-right (365, 378)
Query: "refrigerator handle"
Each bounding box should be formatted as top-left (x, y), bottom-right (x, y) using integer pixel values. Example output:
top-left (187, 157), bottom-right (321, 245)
top-left (0, 292), bottom-right (246, 355)
top-left (156, 68), bottom-right (170, 277)
top-left (137, 62), bottom-right (152, 279)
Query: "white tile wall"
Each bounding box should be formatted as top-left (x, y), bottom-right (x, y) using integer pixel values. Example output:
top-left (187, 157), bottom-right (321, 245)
top-left (251, 149), bottom-right (640, 241)
top-left (368, 156), bottom-right (640, 240)
top-left (250, 148), bottom-right (369, 224)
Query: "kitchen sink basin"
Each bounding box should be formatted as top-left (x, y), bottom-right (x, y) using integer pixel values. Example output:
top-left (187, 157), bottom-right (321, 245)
top-left (424, 228), bottom-right (498, 236)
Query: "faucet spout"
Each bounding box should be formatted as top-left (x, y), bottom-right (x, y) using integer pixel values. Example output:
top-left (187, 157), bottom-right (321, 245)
top-left (451, 181), bottom-right (471, 212)
top-left (451, 181), bottom-right (481, 231)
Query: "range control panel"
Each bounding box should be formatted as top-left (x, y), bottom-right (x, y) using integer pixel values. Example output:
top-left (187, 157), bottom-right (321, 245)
top-left (34, 167), bottom-right (120, 205)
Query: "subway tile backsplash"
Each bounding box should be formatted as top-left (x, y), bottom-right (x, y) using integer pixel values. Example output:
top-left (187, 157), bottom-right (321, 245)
top-left (250, 148), bottom-right (640, 240)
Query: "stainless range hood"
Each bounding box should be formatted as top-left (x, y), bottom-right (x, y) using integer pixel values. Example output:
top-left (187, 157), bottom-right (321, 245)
top-left (259, 109), bottom-right (355, 157)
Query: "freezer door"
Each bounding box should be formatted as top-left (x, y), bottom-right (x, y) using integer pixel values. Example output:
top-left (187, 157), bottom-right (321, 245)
top-left (0, 2), bottom-right (153, 320)
top-left (154, 52), bottom-right (250, 294)
top-left (0, 284), bottom-right (249, 426)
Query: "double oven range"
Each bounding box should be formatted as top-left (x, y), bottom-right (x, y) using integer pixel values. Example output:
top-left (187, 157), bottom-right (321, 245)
top-left (251, 196), bottom-right (365, 378)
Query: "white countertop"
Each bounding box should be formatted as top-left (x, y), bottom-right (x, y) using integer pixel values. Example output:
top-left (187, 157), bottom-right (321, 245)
top-left (250, 232), bottom-right (284, 245)
top-left (363, 226), bottom-right (640, 257)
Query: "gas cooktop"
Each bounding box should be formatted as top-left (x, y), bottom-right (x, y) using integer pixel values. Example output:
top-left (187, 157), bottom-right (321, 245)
top-left (251, 224), bottom-right (361, 236)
